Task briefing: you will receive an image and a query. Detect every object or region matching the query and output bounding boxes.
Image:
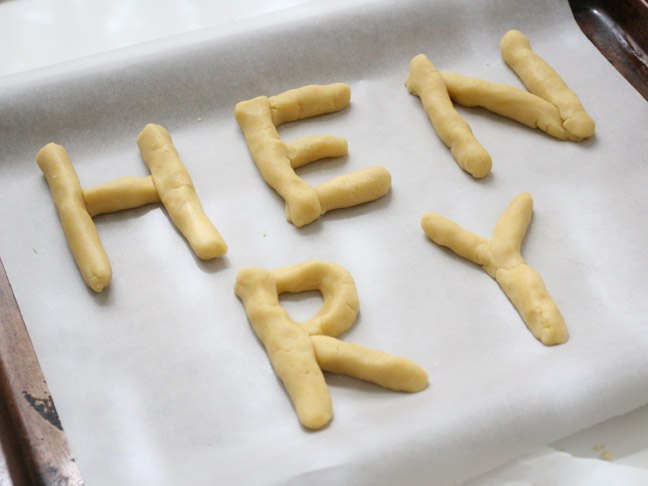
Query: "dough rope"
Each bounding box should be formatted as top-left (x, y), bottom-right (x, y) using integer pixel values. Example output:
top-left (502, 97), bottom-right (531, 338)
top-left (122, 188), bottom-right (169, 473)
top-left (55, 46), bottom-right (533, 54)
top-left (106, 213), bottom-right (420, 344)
top-left (269, 83), bottom-right (352, 127)
top-left (311, 336), bottom-right (427, 393)
top-left (271, 260), bottom-right (359, 337)
top-left (500, 29), bottom-right (595, 140)
top-left (421, 193), bottom-right (568, 345)
top-left (286, 135), bottom-right (348, 169)
top-left (234, 260), bottom-right (428, 430)
top-left (440, 72), bottom-right (576, 141)
top-left (83, 175), bottom-right (160, 217)
top-left (405, 54), bottom-right (492, 179)
top-left (137, 123), bottom-right (227, 259)
top-left (235, 84), bottom-right (391, 227)
top-left (37, 143), bottom-right (112, 293)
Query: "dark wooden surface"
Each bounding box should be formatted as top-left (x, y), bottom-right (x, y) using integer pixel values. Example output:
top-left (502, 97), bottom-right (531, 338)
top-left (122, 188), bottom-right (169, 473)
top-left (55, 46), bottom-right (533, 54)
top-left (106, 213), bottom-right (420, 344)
top-left (0, 258), bottom-right (83, 486)
top-left (0, 2), bottom-right (646, 485)
top-left (569, 0), bottom-right (648, 101)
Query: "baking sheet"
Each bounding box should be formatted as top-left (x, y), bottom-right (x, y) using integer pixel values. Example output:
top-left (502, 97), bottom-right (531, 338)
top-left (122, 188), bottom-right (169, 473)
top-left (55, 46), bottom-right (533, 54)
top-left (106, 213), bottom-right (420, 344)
top-left (1, 0), bottom-right (648, 484)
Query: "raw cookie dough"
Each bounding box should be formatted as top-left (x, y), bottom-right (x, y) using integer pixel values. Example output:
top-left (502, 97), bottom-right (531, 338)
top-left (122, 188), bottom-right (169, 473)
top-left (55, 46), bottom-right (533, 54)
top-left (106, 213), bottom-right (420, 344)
top-left (286, 135), bottom-right (348, 169)
top-left (421, 193), bottom-right (568, 345)
top-left (137, 123), bottom-right (227, 259)
top-left (38, 124), bottom-right (227, 291)
top-left (37, 143), bottom-right (112, 292)
top-left (500, 29), bottom-right (595, 140)
top-left (269, 83), bottom-right (351, 127)
top-left (236, 264), bottom-right (334, 429)
top-left (405, 54), bottom-right (492, 179)
top-left (235, 84), bottom-right (391, 227)
top-left (271, 259), bottom-right (359, 337)
top-left (312, 166), bottom-right (392, 219)
top-left (83, 175), bottom-right (160, 217)
top-left (311, 336), bottom-right (428, 392)
top-left (440, 72), bottom-right (576, 141)
top-left (234, 260), bottom-right (428, 430)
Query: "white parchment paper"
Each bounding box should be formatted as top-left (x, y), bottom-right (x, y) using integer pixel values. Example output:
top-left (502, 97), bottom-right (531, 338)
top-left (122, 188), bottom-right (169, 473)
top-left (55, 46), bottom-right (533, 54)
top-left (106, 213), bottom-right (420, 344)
top-left (465, 447), bottom-right (648, 486)
top-left (1, 0), bottom-right (647, 484)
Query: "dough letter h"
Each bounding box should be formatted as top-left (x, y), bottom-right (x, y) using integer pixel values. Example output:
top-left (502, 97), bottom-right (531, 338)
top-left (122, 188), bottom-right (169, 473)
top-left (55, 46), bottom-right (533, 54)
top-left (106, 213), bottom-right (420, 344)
top-left (36, 124), bottom-right (227, 292)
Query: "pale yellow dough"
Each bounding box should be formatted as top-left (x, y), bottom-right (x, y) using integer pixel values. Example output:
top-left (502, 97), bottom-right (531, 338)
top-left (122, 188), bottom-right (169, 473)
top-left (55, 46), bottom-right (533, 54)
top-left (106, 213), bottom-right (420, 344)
top-left (271, 260), bottom-right (360, 337)
top-left (137, 123), bottom-right (227, 259)
top-left (286, 136), bottom-right (348, 169)
top-left (500, 29), bottom-right (595, 140)
top-left (37, 143), bottom-right (112, 292)
top-left (405, 54), bottom-right (492, 179)
top-left (235, 84), bottom-right (391, 227)
top-left (421, 193), bottom-right (568, 345)
top-left (235, 265), bottom-right (334, 429)
top-left (269, 83), bottom-right (351, 127)
top-left (83, 175), bottom-right (160, 217)
top-left (440, 72), bottom-right (577, 141)
top-left (313, 166), bottom-right (392, 218)
top-left (39, 125), bottom-right (227, 290)
top-left (234, 260), bottom-right (428, 430)
top-left (311, 336), bottom-right (428, 393)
